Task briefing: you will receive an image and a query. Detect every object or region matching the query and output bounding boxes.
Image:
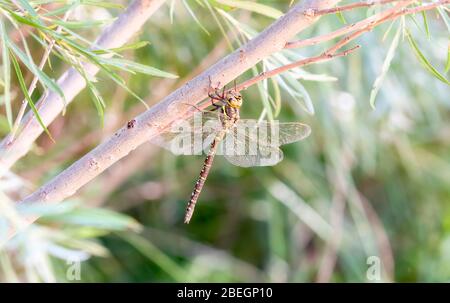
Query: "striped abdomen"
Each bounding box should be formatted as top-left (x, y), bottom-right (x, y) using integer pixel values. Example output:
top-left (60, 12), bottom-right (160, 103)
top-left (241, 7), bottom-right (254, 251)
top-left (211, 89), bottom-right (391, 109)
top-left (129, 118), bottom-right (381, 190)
top-left (184, 131), bottom-right (225, 224)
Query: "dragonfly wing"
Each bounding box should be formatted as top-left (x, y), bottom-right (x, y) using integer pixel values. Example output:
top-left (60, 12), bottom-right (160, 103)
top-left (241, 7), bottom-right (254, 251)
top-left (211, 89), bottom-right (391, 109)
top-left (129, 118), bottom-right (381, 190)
top-left (235, 120), bottom-right (311, 146)
top-left (221, 126), bottom-right (284, 167)
top-left (224, 147), bottom-right (284, 167)
top-left (150, 112), bottom-right (222, 155)
top-left (277, 122), bottom-right (311, 145)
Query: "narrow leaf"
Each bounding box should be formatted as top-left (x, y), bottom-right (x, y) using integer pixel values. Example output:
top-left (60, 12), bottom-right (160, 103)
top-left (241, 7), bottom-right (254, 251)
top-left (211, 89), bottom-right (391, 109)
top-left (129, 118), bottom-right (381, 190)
top-left (182, 0), bottom-right (210, 35)
top-left (336, 11), bottom-right (347, 24)
top-left (421, 11), bottom-right (430, 39)
top-left (0, 19), bottom-right (12, 129)
top-left (43, 207), bottom-right (142, 231)
top-left (9, 51), bottom-right (54, 141)
top-left (7, 40), bottom-right (65, 97)
top-left (445, 44), bottom-right (450, 73)
top-left (215, 0), bottom-right (283, 19)
top-left (92, 41), bottom-right (150, 54)
top-left (370, 23), bottom-right (402, 108)
top-left (406, 30), bottom-right (450, 85)
top-left (102, 58), bottom-right (178, 78)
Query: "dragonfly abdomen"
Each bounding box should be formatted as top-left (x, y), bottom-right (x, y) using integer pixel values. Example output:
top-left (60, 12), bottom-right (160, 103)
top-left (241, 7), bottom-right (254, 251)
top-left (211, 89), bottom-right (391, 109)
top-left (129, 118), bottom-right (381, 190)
top-left (184, 132), bottom-right (224, 223)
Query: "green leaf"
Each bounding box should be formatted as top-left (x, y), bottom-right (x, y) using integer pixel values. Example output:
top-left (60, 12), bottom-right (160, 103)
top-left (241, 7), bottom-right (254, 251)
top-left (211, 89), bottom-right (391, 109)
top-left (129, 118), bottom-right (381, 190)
top-left (370, 23), bottom-right (402, 109)
top-left (16, 0), bottom-right (41, 21)
top-left (182, 0), bottom-right (210, 35)
top-left (336, 11), bottom-right (347, 24)
top-left (43, 2), bottom-right (80, 16)
top-left (0, 19), bottom-right (12, 129)
top-left (52, 18), bottom-right (115, 29)
top-left (421, 11), bottom-right (430, 39)
top-left (120, 233), bottom-right (188, 282)
top-left (437, 7), bottom-right (450, 31)
top-left (76, 66), bottom-right (106, 125)
top-left (101, 58), bottom-right (178, 78)
top-left (43, 207), bottom-right (142, 231)
top-left (9, 51), bottom-right (54, 141)
top-left (254, 66), bottom-right (273, 121)
top-left (406, 30), bottom-right (450, 86)
top-left (271, 78), bottom-right (281, 117)
top-left (2, 8), bottom-right (49, 30)
top-left (215, 0), bottom-right (283, 19)
top-left (7, 40), bottom-right (65, 98)
top-left (445, 45), bottom-right (450, 73)
top-left (92, 41), bottom-right (150, 54)
top-left (81, 0), bottom-right (125, 9)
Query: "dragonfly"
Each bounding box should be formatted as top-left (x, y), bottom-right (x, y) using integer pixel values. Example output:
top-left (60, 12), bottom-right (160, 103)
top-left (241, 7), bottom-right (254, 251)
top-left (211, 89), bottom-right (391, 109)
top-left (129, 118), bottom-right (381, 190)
top-left (152, 85), bottom-right (311, 223)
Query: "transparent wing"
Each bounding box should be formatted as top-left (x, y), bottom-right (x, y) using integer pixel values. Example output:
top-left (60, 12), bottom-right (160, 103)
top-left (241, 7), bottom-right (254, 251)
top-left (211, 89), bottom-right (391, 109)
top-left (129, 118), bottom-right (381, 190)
top-left (220, 120), bottom-right (310, 167)
top-left (150, 111), bottom-right (223, 155)
top-left (220, 126), bottom-right (284, 167)
top-left (235, 120), bottom-right (311, 146)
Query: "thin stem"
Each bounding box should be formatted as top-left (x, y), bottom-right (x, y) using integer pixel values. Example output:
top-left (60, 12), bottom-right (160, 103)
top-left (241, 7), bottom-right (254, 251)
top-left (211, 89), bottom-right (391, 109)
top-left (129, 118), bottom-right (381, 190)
top-left (236, 45), bottom-right (360, 92)
top-left (313, 0), bottom-right (406, 16)
top-left (284, 0), bottom-right (449, 49)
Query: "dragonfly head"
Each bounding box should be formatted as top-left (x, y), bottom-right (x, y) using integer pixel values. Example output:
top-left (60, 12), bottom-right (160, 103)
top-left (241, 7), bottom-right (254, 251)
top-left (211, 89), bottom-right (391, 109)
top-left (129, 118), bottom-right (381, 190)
top-left (226, 91), bottom-right (242, 109)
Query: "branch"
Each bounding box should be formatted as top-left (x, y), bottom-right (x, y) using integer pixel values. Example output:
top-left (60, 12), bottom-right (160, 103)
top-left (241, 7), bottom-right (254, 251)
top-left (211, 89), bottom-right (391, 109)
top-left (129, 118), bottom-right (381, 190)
top-left (312, 0), bottom-right (407, 15)
top-left (0, 0), bottom-right (168, 174)
top-left (284, 0), bottom-right (449, 49)
top-left (9, 0), bottom-right (342, 238)
top-left (236, 45), bottom-right (361, 92)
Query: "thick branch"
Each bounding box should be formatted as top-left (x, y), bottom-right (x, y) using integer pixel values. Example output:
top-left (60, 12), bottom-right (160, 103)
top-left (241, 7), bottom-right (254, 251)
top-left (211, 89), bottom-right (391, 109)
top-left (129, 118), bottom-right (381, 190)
top-left (0, 0), bottom-right (167, 174)
top-left (12, 0), bottom-right (341, 236)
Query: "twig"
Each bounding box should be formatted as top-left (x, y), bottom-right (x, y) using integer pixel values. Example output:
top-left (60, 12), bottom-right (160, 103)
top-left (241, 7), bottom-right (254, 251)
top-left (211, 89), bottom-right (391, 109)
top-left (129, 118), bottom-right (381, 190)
top-left (9, 0), bottom-right (342, 238)
top-left (236, 45), bottom-right (361, 92)
top-left (284, 0), bottom-right (449, 49)
top-left (313, 0), bottom-right (406, 16)
top-left (235, 1), bottom-right (412, 94)
top-left (0, 0), bottom-right (168, 174)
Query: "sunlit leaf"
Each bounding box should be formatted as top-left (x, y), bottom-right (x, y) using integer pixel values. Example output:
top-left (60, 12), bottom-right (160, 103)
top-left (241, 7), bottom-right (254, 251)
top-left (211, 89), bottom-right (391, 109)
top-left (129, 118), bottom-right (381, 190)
top-left (421, 11), bottom-right (430, 39)
top-left (43, 208), bottom-right (142, 232)
top-left (406, 30), bottom-right (450, 85)
top-left (52, 18), bottom-right (115, 29)
top-left (370, 23), bottom-right (402, 109)
top-left (0, 19), bottom-right (12, 129)
top-left (101, 58), bottom-right (178, 78)
top-left (92, 41), bottom-right (150, 55)
top-left (336, 11), bottom-right (347, 24)
top-left (215, 0), bottom-right (283, 19)
top-left (446, 44), bottom-right (450, 73)
top-left (82, 0), bottom-right (124, 9)
top-left (9, 51), bottom-right (54, 141)
top-left (182, 0), bottom-right (210, 35)
top-left (7, 40), bottom-right (64, 98)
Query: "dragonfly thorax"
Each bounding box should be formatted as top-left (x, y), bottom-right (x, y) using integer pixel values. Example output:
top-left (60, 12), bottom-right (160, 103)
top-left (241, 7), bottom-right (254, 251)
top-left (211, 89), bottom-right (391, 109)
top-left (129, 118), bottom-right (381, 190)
top-left (225, 91), bottom-right (242, 109)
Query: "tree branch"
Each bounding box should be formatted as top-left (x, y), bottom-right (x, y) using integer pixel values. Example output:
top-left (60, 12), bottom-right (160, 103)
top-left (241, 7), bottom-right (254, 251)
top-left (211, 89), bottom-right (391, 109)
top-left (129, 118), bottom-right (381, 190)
top-left (0, 0), bottom-right (168, 174)
top-left (284, 0), bottom-right (449, 49)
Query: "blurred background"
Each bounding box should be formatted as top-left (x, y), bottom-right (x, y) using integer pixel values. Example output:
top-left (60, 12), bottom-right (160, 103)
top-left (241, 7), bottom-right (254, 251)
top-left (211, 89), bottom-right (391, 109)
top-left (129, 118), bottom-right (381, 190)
top-left (0, 0), bottom-right (449, 282)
